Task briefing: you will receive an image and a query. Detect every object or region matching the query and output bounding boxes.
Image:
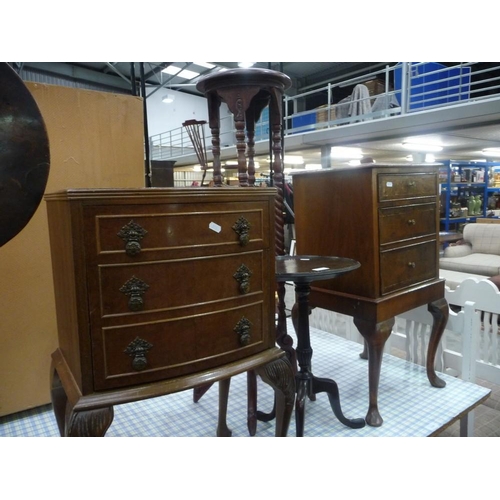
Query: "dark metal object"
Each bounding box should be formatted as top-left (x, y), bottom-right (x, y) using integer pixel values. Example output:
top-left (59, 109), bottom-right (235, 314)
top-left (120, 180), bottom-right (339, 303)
top-left (182, 120), bottom-right (209, 185)
top-left (130, 63), bottom-right (137, 96)
top-left (0, 63), bottom-right (50, 247)
top-left (232, 216), bottom-right (251, 246)
top-left (234, 316), bottom-right (252, 346)
top-left (124, 336), bottom-right (153, 371)
top-left (117, 220), bottom-right (148, 256)
top-left (119, 276), bottom-right (150, 311)
top-left (233, 264), bottom-right (252, 294)
top-left (139, 63), bottom-right (151, 187)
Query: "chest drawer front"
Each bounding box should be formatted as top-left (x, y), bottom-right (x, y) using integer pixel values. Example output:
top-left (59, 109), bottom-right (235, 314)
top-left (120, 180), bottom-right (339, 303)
top-left (94, 251), bottom-right (265, 318)
top-left (379, 203), bottom-right (436, 245)
top-left (92, 301), bottom-right (270, 390)
top-left (380, 240), bottom-right (436, 294)
top-left (92, 207), bottom-right (268, 256)
top-left (378, 173), bottom-right (437, 201)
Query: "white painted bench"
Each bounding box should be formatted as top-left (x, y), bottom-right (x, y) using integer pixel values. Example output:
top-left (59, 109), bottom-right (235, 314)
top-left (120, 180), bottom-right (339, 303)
top-left (439, 268), bottom-right (489, 290)
top-left (305, 277), bottom-right (500, 436)
top-left (444, 278), bottom-right (500, 385)
top-left (392, 300), bottom-right (479, 436)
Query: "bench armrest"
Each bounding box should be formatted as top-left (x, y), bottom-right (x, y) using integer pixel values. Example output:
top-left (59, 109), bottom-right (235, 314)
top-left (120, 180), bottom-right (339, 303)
top-left (443, 243), bottom-right (473, 258)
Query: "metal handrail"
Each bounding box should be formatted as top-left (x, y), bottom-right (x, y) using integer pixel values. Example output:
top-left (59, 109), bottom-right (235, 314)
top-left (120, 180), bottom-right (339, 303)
top-left (150, 62), bottom-right (500, 162)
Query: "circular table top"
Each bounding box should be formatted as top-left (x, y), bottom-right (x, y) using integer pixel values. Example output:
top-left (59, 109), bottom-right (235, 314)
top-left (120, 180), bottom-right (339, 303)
top-left (275, 255), bottom-right (360, 283)
top-left (196, 67), bottom-right (292, 94)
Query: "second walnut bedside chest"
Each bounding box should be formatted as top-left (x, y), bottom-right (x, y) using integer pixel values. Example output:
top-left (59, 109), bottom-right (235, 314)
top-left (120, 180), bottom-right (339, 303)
top-left (292, 163), bottom-right (449, 427)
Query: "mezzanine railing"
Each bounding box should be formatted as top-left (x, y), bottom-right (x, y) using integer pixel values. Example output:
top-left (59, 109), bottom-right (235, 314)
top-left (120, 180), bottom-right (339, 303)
top-left (150, 62), bottom-right (500, 162)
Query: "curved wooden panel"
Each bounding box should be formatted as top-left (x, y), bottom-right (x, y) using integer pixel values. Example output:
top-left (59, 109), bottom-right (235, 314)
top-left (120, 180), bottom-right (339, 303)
top-left (0, 63), bottom-right (50, 247)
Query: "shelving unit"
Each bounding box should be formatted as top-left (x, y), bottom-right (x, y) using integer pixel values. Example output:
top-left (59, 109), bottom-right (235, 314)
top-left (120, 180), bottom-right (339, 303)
top-left (486, 164), bottom-right (500, 207)
top-left (439, 161), bottom-right (493, 231)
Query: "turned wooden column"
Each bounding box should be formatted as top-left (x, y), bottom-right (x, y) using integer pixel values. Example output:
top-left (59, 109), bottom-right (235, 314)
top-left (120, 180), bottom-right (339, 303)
top-left (196, 68), bottom-right (295, 359)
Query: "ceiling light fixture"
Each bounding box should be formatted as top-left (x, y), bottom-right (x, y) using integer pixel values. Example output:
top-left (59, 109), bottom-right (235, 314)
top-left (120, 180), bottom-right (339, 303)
top-left (162, 65), bottom-right (181, 75)
top-left (193, 62), bottom-right (216, 69)
top-left (178, 69), bottom-right (200, 79)
top-left (402, 141), bottom-right (443, 152)
top-left (284, 155), bottom-right (304, 165)
top-left (162, 94), bottom-right (175, 104)
top-left (482, 148), bottom-right (500, 157)
top-left (161, 65), bottom-right (200, 79)
top-left (330, 147), bottom-right (363, 159)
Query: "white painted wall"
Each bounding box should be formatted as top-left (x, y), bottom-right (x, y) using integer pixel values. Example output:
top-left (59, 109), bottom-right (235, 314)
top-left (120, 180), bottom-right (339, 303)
top-left (146, 88), bottom-right (208, 137)
top-left (146, 87), bottom-right (234, 142)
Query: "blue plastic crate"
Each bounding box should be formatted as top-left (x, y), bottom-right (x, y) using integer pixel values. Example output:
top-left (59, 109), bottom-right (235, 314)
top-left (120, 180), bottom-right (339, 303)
top-left (255, 107), bottom-right (269, 141)
top-left (446, 66), bottom-right (471, 103)
top-left (291, 111), bottom-right (316, 132)
top-left (394, 63), bottom-right (470, 110)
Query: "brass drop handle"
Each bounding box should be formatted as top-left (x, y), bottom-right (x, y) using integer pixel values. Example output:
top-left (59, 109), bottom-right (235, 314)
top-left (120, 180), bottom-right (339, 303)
top-left (408, 262), bottom-right (416, 268)
top-left (234, 317), bottom-right (252, 346)
top-left (233, 264), bottom-right (252, 294)
top-left (232, 216), bottom-right (251, 246)
top-left (124, 337), bottom-right (153, 371)
top-left (119, 276), bottom-right (150, 311)
top-left (117, 220), bottom-right (148, 256)
top-left (125, 241), bottom-right (142, 256)
top-left (407, 219), bottom-right (416, 225)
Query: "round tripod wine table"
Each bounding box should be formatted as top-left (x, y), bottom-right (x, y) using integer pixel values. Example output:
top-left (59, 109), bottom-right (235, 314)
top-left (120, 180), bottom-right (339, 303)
top-left (276, 255), bottom-right (366, 436)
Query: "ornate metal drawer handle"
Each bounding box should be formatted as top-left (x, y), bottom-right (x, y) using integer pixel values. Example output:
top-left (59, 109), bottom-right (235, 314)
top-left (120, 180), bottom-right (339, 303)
top-left (117, 220), bottom-right (148, 256)
top-left (234, 317), bottom-right (252, 346)
top-left (233, 264), bottom-right (252, 294)
top-left (119, 276), bottom-right (150, 311)
top-left (408, 262), bottom-right (416, 268)
top-left (232, 216), bottom-right (251, 246)
top-left (407, 181), bottom-right (416, 187)
top-left (407, 219), bottom-right (416, 225)
top-left (124, 337), bottom-right (153, 371)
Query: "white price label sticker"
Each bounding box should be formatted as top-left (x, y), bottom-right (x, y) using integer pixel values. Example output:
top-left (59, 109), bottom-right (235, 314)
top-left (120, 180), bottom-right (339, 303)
top-left (209, 222), bottom-right (222, 233)
top-left (386, 181), bottom-right (393, 187)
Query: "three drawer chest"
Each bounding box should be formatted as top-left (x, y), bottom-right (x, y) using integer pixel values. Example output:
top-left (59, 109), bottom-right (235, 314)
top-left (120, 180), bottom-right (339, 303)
top-left (293, 163), bottom-right (449, 426)
top-left (45, 187), bottom-right (294, 437)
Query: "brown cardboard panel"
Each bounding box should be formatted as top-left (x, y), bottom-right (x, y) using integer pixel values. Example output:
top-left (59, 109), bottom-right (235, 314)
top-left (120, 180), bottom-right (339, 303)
top-left (0, 83), bottom-right (145, 416)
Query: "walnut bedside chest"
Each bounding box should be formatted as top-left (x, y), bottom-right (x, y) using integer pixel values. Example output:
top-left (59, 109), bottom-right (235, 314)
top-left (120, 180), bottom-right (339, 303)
top-left (45, 187), bottom-right (295, 437)
top-left (293, 163), bottom-right (449, 426)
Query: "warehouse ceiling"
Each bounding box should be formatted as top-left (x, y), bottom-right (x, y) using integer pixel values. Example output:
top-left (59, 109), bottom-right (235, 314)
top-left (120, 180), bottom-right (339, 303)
top-left (11, 62), bottom-right (393, 97)
top-left (10, 62), bottom-right (500, 168)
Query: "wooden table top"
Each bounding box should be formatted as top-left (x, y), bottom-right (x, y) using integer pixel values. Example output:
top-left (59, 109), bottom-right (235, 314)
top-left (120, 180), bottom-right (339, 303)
top-left (439, 231), bottom-right (463, 243)
top-left (275, 255), bottom-right (360, 283)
